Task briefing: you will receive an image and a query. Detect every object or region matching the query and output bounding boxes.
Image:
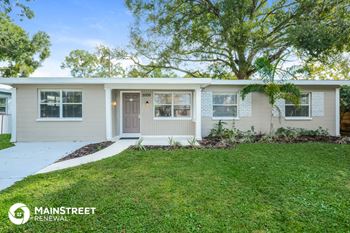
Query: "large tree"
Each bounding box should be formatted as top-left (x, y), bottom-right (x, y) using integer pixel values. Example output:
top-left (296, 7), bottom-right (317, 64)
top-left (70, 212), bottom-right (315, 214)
top-left (306, 55), bottom-right (350, 80)
top-left (0, 0), bottom-right (50, 77)
top-left (62, 45), bottom-right (177, 78)
top-left (241, 56), bottom-right (301, 133)
top-left (123, 0), bottom-right (350, 79)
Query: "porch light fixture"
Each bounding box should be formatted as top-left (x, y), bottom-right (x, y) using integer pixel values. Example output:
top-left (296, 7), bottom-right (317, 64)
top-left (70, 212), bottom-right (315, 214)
top-left (145, 100), bottom-right (150, 105)
top-left (112, 101), bottom-right (117, 107)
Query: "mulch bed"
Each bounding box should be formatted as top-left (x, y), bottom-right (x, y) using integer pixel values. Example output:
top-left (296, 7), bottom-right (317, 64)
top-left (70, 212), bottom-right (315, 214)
top-left (130, 135), bottom-right (350, 151)
top-left (57, 141), bottom-right (114, 162)
top-left (130, 145), bottom-right (197, 150)
top-left (199, 135), bottom-right (350, 148)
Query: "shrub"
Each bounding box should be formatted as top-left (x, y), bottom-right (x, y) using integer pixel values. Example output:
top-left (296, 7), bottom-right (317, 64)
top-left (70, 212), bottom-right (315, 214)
top-left (187, 137), bottom-right (198, 148)
top-left (275, 127), bottom-right (329, 138)
top-left (168, 137), bottom-right (182, 148)
top-left (208, 120), bottom-right (238, 139)
top-left (135, 138), bottom-right (146, 151)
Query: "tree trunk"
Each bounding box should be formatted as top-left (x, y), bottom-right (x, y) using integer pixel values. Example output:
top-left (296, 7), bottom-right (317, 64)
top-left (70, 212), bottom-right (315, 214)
top-left (270, 110), bottom-right (273, 135)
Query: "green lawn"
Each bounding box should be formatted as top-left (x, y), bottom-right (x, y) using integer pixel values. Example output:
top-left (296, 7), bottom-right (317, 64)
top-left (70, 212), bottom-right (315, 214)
top-left (1, 144), bottom-right (350, 232)
top-left (0, 134), bottom-right (13, 150)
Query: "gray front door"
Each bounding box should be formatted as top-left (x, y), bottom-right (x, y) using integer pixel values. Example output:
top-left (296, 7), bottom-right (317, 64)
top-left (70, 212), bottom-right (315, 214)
top-left (123, 93), bottom-right (140, 133)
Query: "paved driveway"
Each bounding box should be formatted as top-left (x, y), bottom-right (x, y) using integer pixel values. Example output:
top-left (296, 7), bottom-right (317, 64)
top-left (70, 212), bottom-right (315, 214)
top-left (0, 142), bottom-right (89, 191)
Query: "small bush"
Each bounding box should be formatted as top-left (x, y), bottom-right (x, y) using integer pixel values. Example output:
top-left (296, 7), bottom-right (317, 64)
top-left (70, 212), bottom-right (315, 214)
top-left (187, 137), bottom-right (199, 148)
top-left (259, 135), bottom-right (274, 143)
top-left (336, 137), bottom-right (350, 144)
top-left (168, 137), bottom-right (182, 149)
top-left (208, 120), bottom-right (236, 139)
top-left (135, 138), bottom-right (146, 151)
top-left (275, 127), bottom-right (329, 138)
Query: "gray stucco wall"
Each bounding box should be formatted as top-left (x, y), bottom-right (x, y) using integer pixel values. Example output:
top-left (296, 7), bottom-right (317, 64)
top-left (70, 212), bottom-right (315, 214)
top-left (15, 84), bottom-right (106, 141)
top-left (112, 89), bottom-right (195, 137)
top-left (201, 85), bottom-right (337, 136)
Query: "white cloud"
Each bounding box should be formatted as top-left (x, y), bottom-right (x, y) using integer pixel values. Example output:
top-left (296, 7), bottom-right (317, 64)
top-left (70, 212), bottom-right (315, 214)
top-left (53, 35), bottom-right (109, 49)
top-left (30, 59), bottom-right (71, 77)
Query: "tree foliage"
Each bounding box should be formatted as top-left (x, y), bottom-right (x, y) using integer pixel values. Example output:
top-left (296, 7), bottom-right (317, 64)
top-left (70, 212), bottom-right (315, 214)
top-left (124, 0), bottom-right (350, 79)
top-left (341, 85), bottom-right (350, 113)
top-left (0, 0), bottom-right (50, 77)
top-left (306, 55), bottom-right (350, 80)
top-left (62, 45), bottom-right (177, 78)
top-left (241, 56), bottom-right (301, 132)
top-left (1, 0), bottom-right (34, 20)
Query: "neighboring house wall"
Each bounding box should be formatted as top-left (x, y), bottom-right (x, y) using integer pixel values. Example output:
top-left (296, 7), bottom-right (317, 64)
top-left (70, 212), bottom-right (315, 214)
top-left (0, 92), bottom-right (12, 134)
top-left (112, 89), bottom-right (195, 137)
top-left (14, 84), bottom-right (106, 141)
top-left (201, 85), bottom-right (337, 136)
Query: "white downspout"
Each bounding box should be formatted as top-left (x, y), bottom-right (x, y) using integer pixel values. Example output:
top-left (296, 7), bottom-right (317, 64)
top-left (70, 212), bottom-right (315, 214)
top-left (195, 87), bottom-right (202, 140)
top-left (10, 87), bottom-right (16, 142)
top-left (105, 87), bottom-right (112, 140)
top-left (335, 87), bottom-right (340, 136)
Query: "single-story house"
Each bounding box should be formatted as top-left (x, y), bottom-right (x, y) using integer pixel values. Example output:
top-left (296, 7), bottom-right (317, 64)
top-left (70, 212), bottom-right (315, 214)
top-left (0, 85), bottom-right (12, 134)
top-left (0, 77), bottom-right (348, 142)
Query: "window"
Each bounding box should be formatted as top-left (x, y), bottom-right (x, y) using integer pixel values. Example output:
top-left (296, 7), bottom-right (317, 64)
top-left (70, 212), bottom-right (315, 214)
top-left (154, 92), bottom-right (191, 119)
top-left (212, 93), bottom-right (238, 118)
top-left (285, 93), bottom-right (310, 118)
top-left (39, 90), bottom-right (82, 119)
top-left (0, 97), bottom-right (7, 114)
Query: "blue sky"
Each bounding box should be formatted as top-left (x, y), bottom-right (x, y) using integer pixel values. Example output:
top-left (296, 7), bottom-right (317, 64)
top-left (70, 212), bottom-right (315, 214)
top-left (17, 0), bottom-right (133, 77)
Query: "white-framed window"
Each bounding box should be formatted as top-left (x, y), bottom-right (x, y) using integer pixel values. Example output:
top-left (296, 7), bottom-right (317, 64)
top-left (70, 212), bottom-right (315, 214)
top-left (39, 90), bottom-right (82, 119)
top-left (285, 93), bottom-right (310, 118)
top-left (212, 93), bottom-right (238, 119)
top-left (0, 97), bottom-right (7, 114)
top-left (154, 92), bottom-right (192, 119)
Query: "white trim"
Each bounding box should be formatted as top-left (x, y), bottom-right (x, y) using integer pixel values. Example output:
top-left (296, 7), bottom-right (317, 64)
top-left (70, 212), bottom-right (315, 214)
top-left (105, 88), bottom-right (112, 140)
top-left (284, 93), bottom-right (311, 119)
top-left (142, 135), bottom-right (194, 138)
top-left (37, 89), bottom-right (83, 120)
top-left (212, 92), bottom-right (239, 119)
top-left (106, 84), bottom-right (204, 90)
top-left (120, 133), bottom-right (141, 138)
top-left (10, 88), bottom-right (16, 142)
top-left (0, 77), bottom-right (348, 86)
top-left (153, 91), bottom-right (192, 120)
top-left (212, 117), bottom-right (240, 120)
top-left (153, 118), bottom-right (192, 121)
top-left (195, 88), bottom-right (202, 140)
top-left (0, 96), bottom-right (8, 114)
top-left (0, 77), bottom-right (211, 85)
top-left (284, 117), bottom-right (313, 121)
top-left (211, 79), bottom-right (350, 86)
top-left (335, 88), bottom-right (340, 136)
top-left (119, 91), bottom-right (141, 137)
top-left (36, 118), bottom-right (82, 122)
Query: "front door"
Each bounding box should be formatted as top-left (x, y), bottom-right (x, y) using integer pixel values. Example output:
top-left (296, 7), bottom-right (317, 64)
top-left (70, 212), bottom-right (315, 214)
top-left (123, 93), bottom-right (140, 134)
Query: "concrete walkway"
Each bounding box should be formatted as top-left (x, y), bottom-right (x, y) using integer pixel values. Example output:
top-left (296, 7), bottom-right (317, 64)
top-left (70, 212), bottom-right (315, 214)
top-left (37, 136), bottom-right (193, 174)
top-left (37, 140), bottom-right (137, 174)
top-left (0, 142), bottom-right (89, 191)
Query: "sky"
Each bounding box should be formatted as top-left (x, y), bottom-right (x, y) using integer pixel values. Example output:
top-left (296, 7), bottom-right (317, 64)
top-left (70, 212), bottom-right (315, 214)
top-left (17, 0), bottom-right (133, 77)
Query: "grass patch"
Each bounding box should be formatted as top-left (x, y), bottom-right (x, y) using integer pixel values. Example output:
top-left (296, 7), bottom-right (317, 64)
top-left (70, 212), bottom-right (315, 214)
top-left (0, 143), bottom-right (350, 232)
top-left (0, 134), bottom-right (13, 150)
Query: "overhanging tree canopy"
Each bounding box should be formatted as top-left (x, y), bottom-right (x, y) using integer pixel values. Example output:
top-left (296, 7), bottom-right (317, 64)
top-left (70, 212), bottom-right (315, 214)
top-left (124, 0), bottom-right (350, 79)
top-left (0, 0), bottom-right (50, 77)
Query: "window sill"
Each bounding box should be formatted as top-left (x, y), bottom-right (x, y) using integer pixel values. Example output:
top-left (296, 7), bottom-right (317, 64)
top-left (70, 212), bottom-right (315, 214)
top-left (36, 118), bottom-right (83, 122)
top-left (284, 117), bottom-right (312, 121)
top-left (153, 117), bottom-right (192, 121)
top-left (212, 117), bottom-right (240, 121)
